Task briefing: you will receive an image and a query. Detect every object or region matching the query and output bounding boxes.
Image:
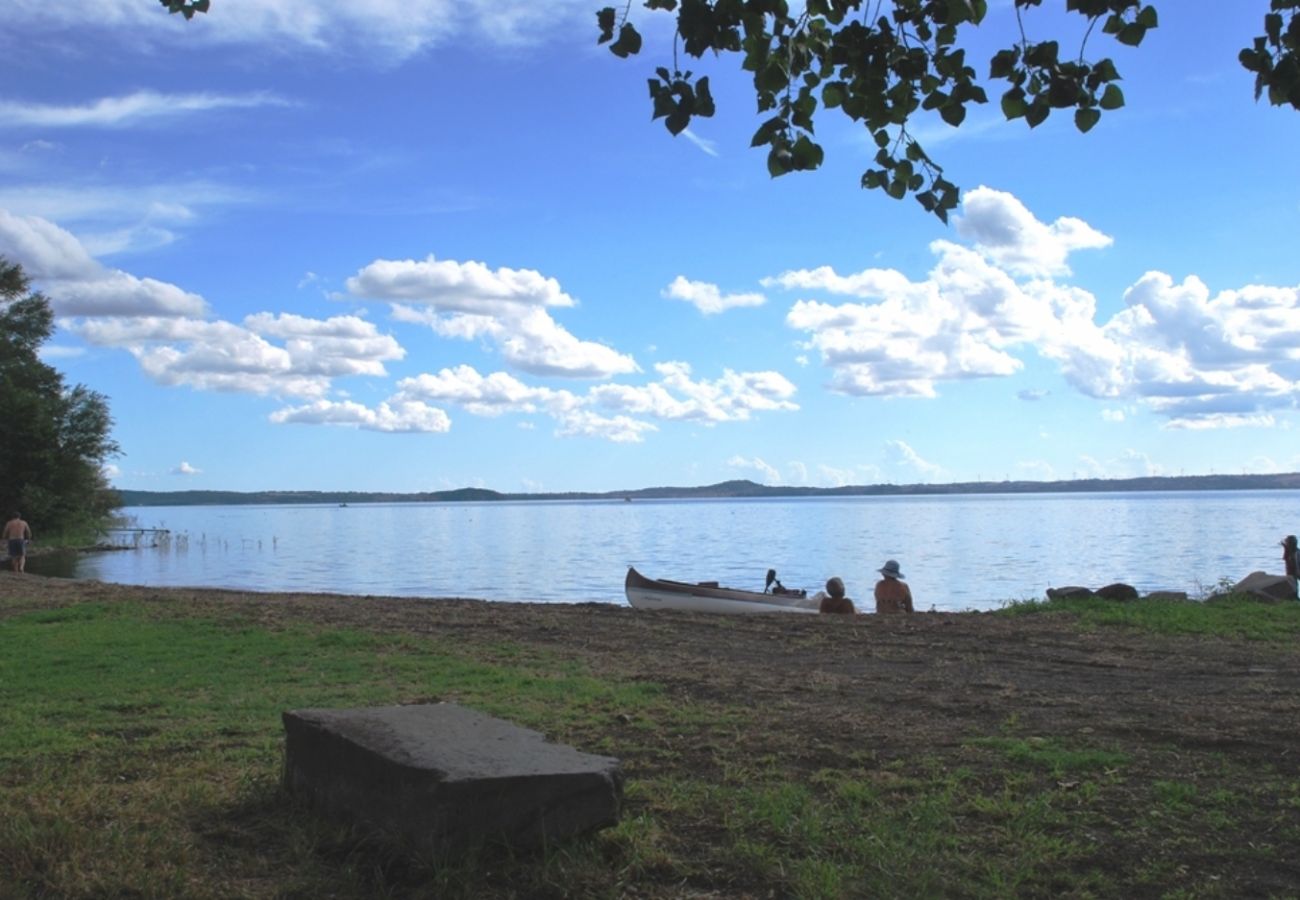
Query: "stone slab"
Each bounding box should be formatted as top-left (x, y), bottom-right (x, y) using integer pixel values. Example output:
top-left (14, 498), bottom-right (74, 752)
top-left (282, 703), bottom-right (622, 853)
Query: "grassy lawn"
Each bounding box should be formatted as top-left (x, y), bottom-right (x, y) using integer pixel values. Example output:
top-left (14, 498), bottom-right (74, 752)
top-left (2, 594), bottom-right (1298, 898)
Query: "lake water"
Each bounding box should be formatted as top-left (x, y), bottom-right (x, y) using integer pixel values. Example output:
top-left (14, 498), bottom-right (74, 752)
top-left (28, 491), bottom-right (1300, 612)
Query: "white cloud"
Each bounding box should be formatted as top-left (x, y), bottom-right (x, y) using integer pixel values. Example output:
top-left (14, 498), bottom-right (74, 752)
top-left (953, 185), bottom-right (1112, 277)
top-left (0, 91), bottom-right (289, 129)
top-left (681, 129), bottom-right (720, 157)
top-left (171, 461), bottom-right (201, 476)
top-left (771, 190), bottom-right (1300, 427)
top-left (554, 410), bottom-right (658, 443)
top-left (662, 276), bottom-right (765, 315)
top-left (353, 254), bottom-right (637, 378)
top-left (244, 312), bottom-right (405, 377)
top-left (727, 455), bottom-right (781, 485)
top-left (883, 440), bottom-right (943, 481)
top-left (396, 365), bottom-right (580, 417)
top-left (269, 398), bottom-right (452, 433)
top-left (349, 254), bottom-right (577, 313)
top-left (392, 361), bottom-right (798, 442)
top-left (0, 0), bottom-right (596, 60)
top-left (589, 361), bottom-right (798, 423)
top-left (0, 210), bottom-right (208, 316)
top-left (74, 312), bottom-right (403, 398)
top-left (1101, 408), bottom-right (1126, 422)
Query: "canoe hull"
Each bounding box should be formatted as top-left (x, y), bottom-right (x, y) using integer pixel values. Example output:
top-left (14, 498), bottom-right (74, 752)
top-left (625, 567), bottom-right (818, 615)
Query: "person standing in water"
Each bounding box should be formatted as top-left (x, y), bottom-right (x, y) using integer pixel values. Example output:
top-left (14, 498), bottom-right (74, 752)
top-left (3, 512), bottom-right (32, 573)
top-left (874, 559), bottom-right (914, 613)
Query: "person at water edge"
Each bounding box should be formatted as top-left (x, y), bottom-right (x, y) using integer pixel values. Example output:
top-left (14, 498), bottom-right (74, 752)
top-left (874, 560), bottom-right (914, 614)
top-left (817, 576), bottom-right (856, 615)
top-left (3, 512), bottom-right (32, 573)
top-left (1282, 535), bottom-right (1299, 596)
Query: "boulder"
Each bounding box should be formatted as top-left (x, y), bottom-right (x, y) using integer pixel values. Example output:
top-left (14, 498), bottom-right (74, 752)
top-left (1207, 571), bottom-right (1297, 604)
top-left (1095, 583), bottom-right (1139, 602)
top-left (1141, 591), bottom-right (1190, 603)
top-left (1046, 586), bottom-right (1095, 601)
top-left (282, 703), bottom-right (622, 854)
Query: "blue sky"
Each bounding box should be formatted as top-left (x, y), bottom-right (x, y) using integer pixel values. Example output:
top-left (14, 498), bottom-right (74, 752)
top-left (2, 1), bottom-right (1298, 493)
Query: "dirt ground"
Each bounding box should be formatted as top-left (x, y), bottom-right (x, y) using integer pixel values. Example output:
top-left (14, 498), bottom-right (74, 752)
top-left (5, 572), bottom-right (1300, 894)
top-left (6, 573), bottom-right (1299, 772)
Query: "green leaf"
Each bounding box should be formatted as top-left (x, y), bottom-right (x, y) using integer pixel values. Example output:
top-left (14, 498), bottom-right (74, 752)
top-left (1025, 99), bottom-right (1050, 128)
top-left (940, 102), bottom-right (967, 126)
top-left (1137, 5), bottom-right (1158, 28)
top-left (823, 82), bottom-right (846, 109)
top-left (1075, 107), bottom-right (1101, 132)
top-left (1116, 23), bottom-right (1146, 46)
top-left (767, 147), bottom-right (794, 178)
top-left (1100, 83), bottom-right (1125, 110)
top-left (609, 23), bottom-right (643, 58)
top-left (1001, 87), bottom-right (1027, 120)
top-left (596, 7), bottom-right (616, 43)
top-left (791, 135), bottom-right (825, 170)
top-left (1093, 58), bottom-right (1120, 82)
top-left (695, 77), bottom-right (716, 117)
top-left (989, 48), bottom-right (1020, 79)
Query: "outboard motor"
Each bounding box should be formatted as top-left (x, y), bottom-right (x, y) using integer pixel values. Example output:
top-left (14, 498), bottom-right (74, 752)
top-left (765, 569), bottom-right (777, 593)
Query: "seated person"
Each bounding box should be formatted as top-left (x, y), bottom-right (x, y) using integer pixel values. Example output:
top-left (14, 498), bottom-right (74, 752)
top-left (817, 576), bottom-right (856, 614)
top-left (874, 560), bottom-right (914, 613)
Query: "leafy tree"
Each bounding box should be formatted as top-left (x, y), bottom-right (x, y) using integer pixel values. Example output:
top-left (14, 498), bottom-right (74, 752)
top-left (596, 0), bottom-right (1300, 220)
top-left (163, 0), bottom-right (1299, 220)
top-left (0, 258), bottom-right (119, 538)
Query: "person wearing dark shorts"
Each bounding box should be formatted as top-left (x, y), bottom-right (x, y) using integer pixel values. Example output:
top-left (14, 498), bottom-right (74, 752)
top-left (3, 512), bottom-right (32, 573)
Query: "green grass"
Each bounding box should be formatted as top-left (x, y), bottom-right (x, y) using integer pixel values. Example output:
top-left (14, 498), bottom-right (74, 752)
top-left (0, 597), bottom-right (1295, 898)
top-left (997, 593), bottom-right (1300, 640)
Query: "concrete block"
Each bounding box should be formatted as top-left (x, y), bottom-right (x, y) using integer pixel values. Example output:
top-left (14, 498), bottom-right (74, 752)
top-left (282, 703), bottom-right (622, 853)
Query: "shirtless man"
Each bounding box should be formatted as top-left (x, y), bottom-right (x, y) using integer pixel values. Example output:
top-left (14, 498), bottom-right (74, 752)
top-left (3, 512), bottom-right (32, 573)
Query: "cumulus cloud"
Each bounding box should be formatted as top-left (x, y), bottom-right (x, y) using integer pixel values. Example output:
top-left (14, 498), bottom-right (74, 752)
top-left (0, 210), bottom-right (207, 316)
top-left (554, 410), bottom-right (659, 443)
top-left (953, 185), bottom-right (1112, 277)
top-left (390, 361), bottom-right (798, 442)
top-left (589, 362), bottom-right (798, 423)
top-left (770, 190), bottom-right (1300, 429)
top-left (396, 365), bottom-right (580, 417)
top-left (171, 461), bottom-right (201, 476)
top-left (269, 398), bottom-right (452, 433)
top-left (349, 254), bottom-right (577, 313)
top-left (0, 91), bottom-right (289, 129)
top-left (351, 253), bottom-right (637, 378)
top-left (73, 313), bottom-right (404, 398)
top-left (663, 276), bottom-right (765, 315)
top-left (727, 455), bottom-right (781, 484)
top-left (883, 440), bottom-right (943, 481)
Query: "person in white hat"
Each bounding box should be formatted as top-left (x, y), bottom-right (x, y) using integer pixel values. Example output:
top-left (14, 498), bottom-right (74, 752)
top-left (874, 559), bottom-right (914, 614)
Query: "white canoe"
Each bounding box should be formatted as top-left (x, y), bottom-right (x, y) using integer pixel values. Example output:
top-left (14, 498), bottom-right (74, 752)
top-left (625, 566), bottom-right (819, 615)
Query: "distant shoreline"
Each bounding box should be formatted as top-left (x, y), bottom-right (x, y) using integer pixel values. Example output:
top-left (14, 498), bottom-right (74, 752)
top-left (114, 472), bottom-right (1300, 507)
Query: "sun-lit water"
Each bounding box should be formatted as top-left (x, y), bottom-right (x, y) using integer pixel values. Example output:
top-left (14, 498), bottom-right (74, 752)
top-left (29, 491), bottom-right (1300, 612)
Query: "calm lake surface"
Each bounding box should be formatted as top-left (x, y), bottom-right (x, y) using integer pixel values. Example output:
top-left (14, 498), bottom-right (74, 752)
top-left (31, 491), bottom-right (1300, 612)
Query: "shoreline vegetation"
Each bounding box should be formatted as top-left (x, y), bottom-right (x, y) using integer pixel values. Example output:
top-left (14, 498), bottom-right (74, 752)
top-left (114, 471), bottom-right (1300, 507)
top-left (3, 575), bottom-right (1299, 898)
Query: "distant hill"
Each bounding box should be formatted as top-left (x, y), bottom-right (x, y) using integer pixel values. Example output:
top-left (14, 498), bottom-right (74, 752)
top-left (113, 472), bottom-right (1300, 507)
